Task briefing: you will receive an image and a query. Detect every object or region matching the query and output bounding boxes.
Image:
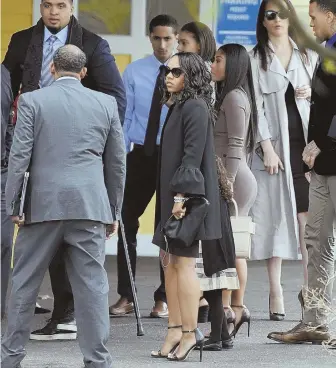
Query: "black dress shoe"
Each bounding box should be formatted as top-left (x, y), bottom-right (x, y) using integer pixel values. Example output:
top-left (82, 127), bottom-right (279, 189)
top-left (222, 337), bottom-right (234, 349)
top-left (35, 303), bottom-right (51, 314)
top-left (196, 339), bottom-right (222, 351)
top-left (30, 319), bottom-right (77, 341)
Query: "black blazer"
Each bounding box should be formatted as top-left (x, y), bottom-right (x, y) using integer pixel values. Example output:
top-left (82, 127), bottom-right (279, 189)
top-left (307, 40), bottom-right (336, 175)
top-left (153, 98), bottom-right (222, 244)
top-left (3, 17), bottom-right (126, 124)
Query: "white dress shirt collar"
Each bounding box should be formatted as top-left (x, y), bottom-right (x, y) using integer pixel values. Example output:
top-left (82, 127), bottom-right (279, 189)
top-left (150, 53), bottom-right (173, 68)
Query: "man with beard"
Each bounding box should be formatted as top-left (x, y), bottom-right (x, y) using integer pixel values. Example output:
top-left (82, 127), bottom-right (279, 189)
top-left (3, 0), bottom-right (126, 341)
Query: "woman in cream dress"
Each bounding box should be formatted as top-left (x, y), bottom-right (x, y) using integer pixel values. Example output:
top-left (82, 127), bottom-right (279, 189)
top-left (249, 0), bottom-right (318, 319)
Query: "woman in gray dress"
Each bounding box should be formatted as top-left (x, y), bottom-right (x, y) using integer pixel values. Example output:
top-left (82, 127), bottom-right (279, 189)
top-left (211, 44), bottom-right (258, 337)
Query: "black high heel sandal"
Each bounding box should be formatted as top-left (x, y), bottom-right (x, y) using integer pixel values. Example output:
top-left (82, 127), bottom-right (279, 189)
top-left (167, 328), bottom-right (204, 362)
top-left (151, 325), bottom-right (182, 358)
top-left (231, 305), bottom-right (251, 337)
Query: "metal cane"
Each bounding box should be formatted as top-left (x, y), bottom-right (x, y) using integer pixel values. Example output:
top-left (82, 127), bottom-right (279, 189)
top-left (119, 219), bottom-right (144, 336)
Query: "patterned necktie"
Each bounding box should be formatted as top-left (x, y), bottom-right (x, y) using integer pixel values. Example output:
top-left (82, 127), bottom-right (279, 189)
top-left (40, 35), bottom-right (57, 88)
top-left (143, 65), bottom-right (166, 156)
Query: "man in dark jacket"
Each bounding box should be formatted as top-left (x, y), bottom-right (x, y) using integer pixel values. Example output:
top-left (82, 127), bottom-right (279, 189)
top-left (268, 0), bottom-right (336, 345)
top-left (3, 0), bottom-right (126, 341)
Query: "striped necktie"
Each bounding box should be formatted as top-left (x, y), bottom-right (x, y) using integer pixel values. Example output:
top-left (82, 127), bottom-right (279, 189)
top-left (40, 35), bottom-right (57, 88)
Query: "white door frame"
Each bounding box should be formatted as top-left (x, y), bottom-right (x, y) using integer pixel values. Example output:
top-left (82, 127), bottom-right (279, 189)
top-left (33, 0), bottom-right (217, 62)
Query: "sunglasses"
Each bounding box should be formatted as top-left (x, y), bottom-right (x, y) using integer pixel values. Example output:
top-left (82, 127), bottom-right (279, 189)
top-left (264, 10), bottom-right (289, 21)
top-left (164, 67), bottom-right (183, 78)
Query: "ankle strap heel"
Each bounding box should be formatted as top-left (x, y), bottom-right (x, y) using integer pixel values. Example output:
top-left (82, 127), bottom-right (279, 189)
top-left (168, 325), bottom-right (182, 330)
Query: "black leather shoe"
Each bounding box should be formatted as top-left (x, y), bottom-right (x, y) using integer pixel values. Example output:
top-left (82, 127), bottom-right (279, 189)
top-left (35, 303), bottom-right (51, 314)
top-left (222, 337), bottom-right (234, 349)
top-left (196, 339), bottom-right (222, 351)
top-left (30, 319), bottom-right (77, 341)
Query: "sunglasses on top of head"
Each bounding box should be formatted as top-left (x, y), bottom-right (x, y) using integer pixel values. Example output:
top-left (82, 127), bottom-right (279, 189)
top-left (264, 10), bottom-right (289, 21)
top-left (164, 66), bottom-right (184, 78)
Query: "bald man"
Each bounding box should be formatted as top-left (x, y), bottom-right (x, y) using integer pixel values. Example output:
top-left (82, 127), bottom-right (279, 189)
top-left (1, 45), bottom-right (126, 368)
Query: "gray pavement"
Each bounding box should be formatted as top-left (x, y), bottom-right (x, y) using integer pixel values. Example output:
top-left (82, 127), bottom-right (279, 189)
top-left (1, 257), bottom-right (335, 368)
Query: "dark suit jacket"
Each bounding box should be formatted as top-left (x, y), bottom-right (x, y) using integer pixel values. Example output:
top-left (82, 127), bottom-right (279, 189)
top-left (1, 64), bottom-right (13, 168)
top-left (307, 40), bottom-right (336, 175)
top-left (3, 18), bottom-right (126, 123)
top-left (153, 98), bottom-right (222, 243)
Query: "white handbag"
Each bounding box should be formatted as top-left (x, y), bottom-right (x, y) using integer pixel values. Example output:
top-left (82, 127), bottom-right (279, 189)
top-left (230, 199), bottom-right (255, 259)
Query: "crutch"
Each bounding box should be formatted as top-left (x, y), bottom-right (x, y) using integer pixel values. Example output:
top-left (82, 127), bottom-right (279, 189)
top-left (119, 219), bottom-right (144, 336)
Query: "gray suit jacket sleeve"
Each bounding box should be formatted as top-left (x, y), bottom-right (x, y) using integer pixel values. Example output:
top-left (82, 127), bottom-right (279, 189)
top-left (5, 93), bottom-right (34, 216)
top-left (103, 98), bottom-right (126, 221)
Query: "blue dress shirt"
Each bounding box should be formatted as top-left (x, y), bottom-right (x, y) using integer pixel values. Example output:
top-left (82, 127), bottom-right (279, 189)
top-left (122, 54), bottom-right (169, 152)
top-left (40, 26), bottom-right (68, 85)
top-left (326, 32), bottom-right (336, 48)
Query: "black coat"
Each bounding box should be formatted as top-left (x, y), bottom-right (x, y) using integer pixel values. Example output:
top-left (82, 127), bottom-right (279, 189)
top-left (1, 65), bottom-right (13, 166)
top-left (153, 98), bottom-right (222, 245)
top-left (307, 40), bottom-right (336, 175)
top-left (2, 16), bottom-right (126, 123)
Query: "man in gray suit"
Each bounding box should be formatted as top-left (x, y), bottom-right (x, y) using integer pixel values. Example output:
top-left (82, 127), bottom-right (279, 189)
top-left (1, 45), bottom-right (126, 368)
top-left (1, 64), bottom-right (14, 320)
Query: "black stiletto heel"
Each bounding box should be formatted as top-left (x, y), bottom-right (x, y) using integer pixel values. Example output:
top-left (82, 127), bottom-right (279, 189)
top-left (167, 328), bottom-right (204, 362)
top-left (231, 305), bottom-right (251, 337)
top-left (151, 325), bottom-right (182, 358)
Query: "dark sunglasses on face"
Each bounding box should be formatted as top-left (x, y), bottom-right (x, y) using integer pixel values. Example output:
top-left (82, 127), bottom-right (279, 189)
top-left (264, 10), bottom-right (289, 21)
top-left (164, 67), bottom-right (183, 78)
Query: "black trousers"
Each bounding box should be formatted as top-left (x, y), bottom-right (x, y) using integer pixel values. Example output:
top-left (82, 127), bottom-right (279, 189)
top-left (204, 289), bottom-right (230, 341)
top-left (117, 145), bottom-right (166, 303)
top-left (49, 246), bottom-right (74, 321)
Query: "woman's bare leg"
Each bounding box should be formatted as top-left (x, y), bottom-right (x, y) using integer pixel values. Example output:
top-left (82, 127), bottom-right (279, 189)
top-left (175, 255), bottom-right (200, 357)
top-left (267, 257), bottom-right (285, 314)
top-left (297, 212), bottom-right (308, 287)
top-left (231, 258), bottom-right (248, 322)
top-left (156, 251), bottom-right (182, 355)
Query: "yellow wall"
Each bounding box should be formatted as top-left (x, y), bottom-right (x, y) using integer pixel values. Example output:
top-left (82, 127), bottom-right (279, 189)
top-left (1, 0), bottom-right (33, 60)
top-left (292, 0), bottom-right (312, 31)
top-left (114, 54), bottom-right (131, 73)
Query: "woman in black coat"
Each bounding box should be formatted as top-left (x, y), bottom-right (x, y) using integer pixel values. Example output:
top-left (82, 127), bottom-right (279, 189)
top-left (150, 52), bottom-right (237, 362)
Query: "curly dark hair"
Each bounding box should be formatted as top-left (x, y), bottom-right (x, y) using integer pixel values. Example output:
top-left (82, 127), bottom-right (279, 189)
top-left (162, 52), bottom-right (215, 122)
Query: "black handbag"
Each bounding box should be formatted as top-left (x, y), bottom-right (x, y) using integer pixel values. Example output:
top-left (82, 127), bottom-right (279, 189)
top-left (162, 197), bottom-right (210, 248)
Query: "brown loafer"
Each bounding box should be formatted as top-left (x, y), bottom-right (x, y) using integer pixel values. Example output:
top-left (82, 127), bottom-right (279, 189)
top-left (109, 297), bottom-right (134, 316)
top-left (150, 301), bottom-right (169, 318)
top-left (267, 321), bottom-right (331, 344)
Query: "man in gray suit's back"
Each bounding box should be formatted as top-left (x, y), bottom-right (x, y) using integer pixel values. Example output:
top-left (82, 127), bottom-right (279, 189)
top-left (1, 45), bottom-right (126, 368)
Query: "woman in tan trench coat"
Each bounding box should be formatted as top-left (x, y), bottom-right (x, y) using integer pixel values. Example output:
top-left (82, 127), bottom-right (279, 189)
top-left (249, 0), bottom-right (318, 320)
